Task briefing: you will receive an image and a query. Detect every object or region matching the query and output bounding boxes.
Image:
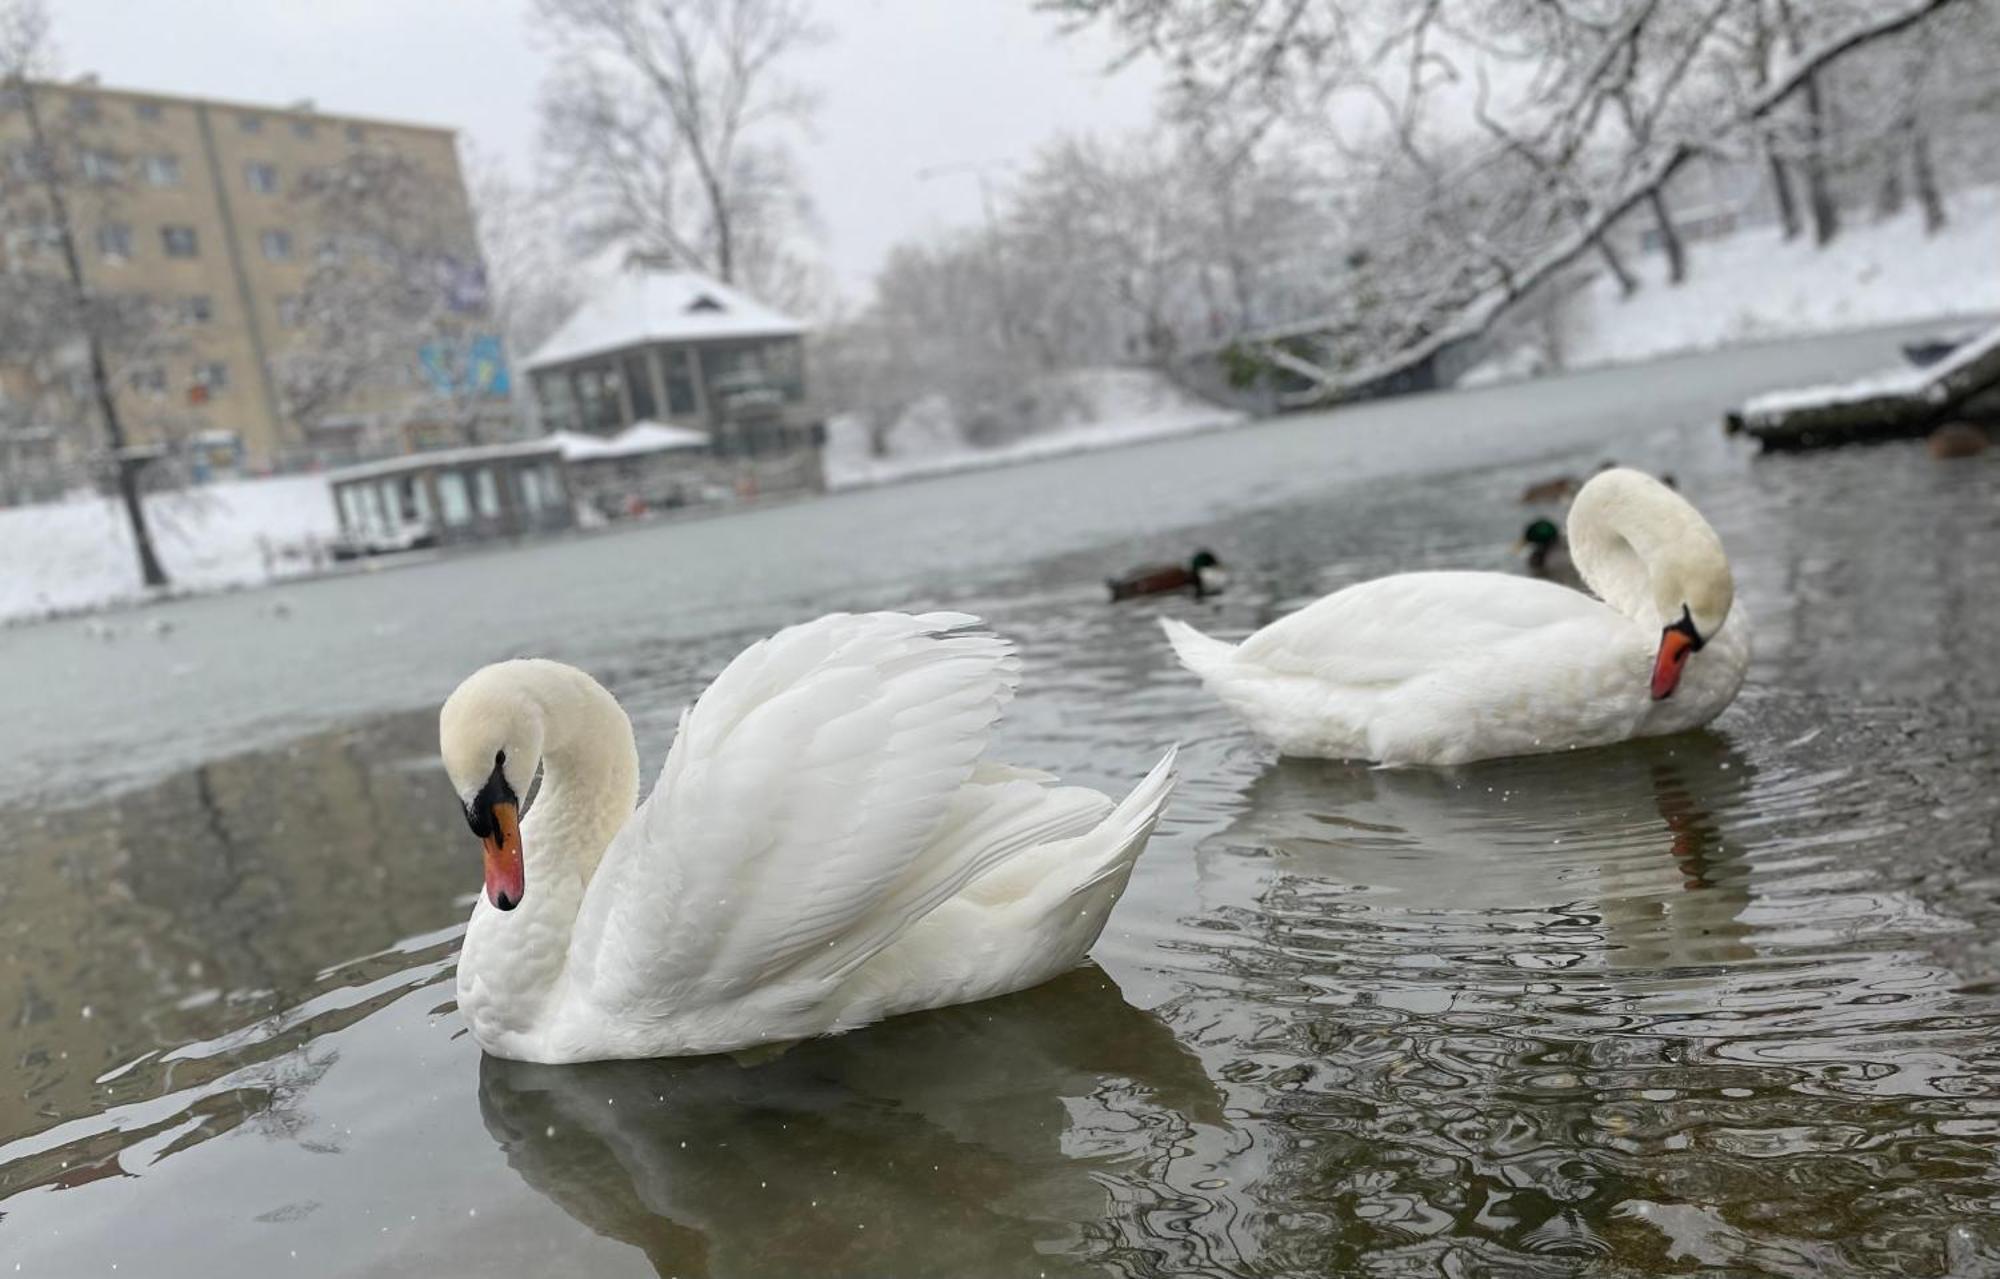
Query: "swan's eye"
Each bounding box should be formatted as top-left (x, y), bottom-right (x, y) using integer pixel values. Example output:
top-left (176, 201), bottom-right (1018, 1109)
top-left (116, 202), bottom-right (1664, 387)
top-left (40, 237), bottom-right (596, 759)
top-left (1672, 605), bottom-right (1707, 652)
top-left (464, 754), bottom-right (517, 839)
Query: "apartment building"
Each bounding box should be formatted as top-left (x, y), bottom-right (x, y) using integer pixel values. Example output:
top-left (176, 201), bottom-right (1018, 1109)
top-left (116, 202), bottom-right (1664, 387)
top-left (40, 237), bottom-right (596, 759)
top-left (0, 77), bottom-right (495, 483)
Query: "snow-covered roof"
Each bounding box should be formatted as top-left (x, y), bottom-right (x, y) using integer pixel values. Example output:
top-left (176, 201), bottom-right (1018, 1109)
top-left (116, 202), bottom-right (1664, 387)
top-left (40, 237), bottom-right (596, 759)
top-left (549, 422), bottom-right (711, 461)
top-left (324, 439), bottom-right (561, 484)
top-left (525, 269), bottom-right (807, 371)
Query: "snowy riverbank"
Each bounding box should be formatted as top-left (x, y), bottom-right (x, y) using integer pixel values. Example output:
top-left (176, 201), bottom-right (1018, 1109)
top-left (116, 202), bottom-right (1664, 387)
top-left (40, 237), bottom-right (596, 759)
top-left (0, 476), bottom-right (337, 624)
top-left (1468, 185), bottom-right (2000, 384)
top-left (823, 366), bottom-right (1246, 489)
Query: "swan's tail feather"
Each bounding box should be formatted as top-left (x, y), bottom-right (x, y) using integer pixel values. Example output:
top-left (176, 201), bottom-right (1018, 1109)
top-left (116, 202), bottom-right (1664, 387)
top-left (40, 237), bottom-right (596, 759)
top-left (1159, 617), bottom-right (1236, 680)
top-left (1065, 744), bottom-right (1177, 897)
top-left (814, 779), bottom-right (1108, 981)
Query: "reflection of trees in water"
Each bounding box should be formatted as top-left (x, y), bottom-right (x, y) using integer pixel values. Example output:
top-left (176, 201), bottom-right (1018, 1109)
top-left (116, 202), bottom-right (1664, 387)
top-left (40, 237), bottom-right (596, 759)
top-left (478, 966), bottom-right (1232, 1279)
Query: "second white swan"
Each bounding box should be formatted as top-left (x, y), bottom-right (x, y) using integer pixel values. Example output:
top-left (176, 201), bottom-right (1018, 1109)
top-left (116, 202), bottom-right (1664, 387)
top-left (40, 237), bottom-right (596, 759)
top-left (1162, 468), bottom-right (1750, 766)
top-left (441, 611), bottom-right (1177, 1064)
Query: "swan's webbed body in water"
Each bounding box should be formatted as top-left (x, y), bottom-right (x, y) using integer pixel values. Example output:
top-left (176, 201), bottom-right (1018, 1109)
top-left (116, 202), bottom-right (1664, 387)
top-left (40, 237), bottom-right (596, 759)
top-left (440, 611), bottom-right (1178, 1064)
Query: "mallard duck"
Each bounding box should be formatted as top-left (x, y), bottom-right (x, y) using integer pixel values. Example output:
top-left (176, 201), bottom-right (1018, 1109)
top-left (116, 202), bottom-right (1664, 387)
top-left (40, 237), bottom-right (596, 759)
top-left (1161, 469), bottom-right (1750, 766)
top-left (1108, 549), bottom-right (1226, 602)
top-left (1519, 475), bottom-right (1580, 505)
top-left (1516, 517), bottom-right (1581, 586)
top-left (1928, 422), bottom-right (1989, 459)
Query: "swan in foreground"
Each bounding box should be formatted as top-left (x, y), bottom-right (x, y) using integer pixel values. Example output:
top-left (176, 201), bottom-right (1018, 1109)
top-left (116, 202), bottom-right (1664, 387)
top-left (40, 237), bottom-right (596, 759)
top-left (1162, 468), bottom-right (1749, 766)
top-left (441, 611), bottom-right (1177, 1063)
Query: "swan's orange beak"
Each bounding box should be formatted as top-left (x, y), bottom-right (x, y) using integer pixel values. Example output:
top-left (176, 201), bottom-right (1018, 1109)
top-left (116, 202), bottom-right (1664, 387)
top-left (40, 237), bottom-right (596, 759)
top-left (482, 801), bottom-right (523, 911)
top-left (1651, 628), bottom-right (1696, 701)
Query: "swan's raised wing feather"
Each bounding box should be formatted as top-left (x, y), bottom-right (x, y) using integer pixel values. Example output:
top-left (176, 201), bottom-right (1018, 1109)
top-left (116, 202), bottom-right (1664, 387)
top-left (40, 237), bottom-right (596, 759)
top-left (567, 611), bottom-right (1020, 1012)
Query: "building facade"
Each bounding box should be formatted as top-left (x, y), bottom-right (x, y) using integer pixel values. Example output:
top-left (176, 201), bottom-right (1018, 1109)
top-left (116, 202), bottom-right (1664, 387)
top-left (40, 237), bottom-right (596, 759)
top-left (524, 267), bottom-right (826, 503)
top-left (0, 78), bottom-right (492, 481)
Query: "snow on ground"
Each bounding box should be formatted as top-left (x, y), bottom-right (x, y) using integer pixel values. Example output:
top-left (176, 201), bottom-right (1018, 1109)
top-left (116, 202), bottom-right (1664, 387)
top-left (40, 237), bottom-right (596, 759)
top-left (824, 366), bottom-right (1246, 489)
top-left (1740, 322), bottom-right (2000, 419)
top-left (1467, 185), bottom-right (2000, 384)
top-left (0, 475), bottom-right (337, 624)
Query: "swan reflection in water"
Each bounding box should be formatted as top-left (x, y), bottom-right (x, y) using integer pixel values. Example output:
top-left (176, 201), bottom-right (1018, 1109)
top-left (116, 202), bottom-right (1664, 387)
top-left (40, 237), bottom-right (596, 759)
top-left (477, 965), bottom-right (1225, 1278)
top-left (1169, 732), bottom-right (1768, 1271)
top-left (1199, 728), bottom-right (1759, 974)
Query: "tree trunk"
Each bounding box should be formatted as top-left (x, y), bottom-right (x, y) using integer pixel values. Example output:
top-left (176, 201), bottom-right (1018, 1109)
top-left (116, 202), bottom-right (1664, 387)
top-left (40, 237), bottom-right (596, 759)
top-left (1876, 157), bottom-right (1905, 218)
top-left (19, 80), bottom-right (169, 588)
top-left (1911, 125), bottom-right (1947, 232)
top-left (1594, 234), bottom-right (1638, 297)
top-left (1800, 72), bottom-right (1840, 245)
top-left (1646, 189), bottom-right (1688, 284)
top-left (1766, 150), bottom-right (1801, 239)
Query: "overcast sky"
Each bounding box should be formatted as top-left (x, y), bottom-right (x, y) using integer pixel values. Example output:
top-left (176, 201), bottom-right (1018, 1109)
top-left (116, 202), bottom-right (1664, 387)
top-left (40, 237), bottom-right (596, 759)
top-left (49, 0), bottom-right (1162, 299)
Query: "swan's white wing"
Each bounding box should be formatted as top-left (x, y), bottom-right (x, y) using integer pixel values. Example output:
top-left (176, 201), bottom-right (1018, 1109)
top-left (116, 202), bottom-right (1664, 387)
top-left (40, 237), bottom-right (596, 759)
top-left (1239, 571), bottom-right (1620, 684)
top-left (567, 611), bottom-right (1023, 1012)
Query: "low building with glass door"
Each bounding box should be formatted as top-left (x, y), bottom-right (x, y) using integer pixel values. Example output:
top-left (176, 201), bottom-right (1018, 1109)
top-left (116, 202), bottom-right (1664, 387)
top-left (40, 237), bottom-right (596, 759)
top-left (524, 266), bottom-right (825, 500)
top-left (324, 439), bottom-right (571, 555)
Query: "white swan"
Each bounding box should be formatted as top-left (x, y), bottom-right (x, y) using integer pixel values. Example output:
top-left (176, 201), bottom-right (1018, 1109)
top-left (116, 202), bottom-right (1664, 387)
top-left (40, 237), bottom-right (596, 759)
top-left (1161, 468), bottom-right (1749, 766)
top-left (439, 611), bottom-right (1177, 1063)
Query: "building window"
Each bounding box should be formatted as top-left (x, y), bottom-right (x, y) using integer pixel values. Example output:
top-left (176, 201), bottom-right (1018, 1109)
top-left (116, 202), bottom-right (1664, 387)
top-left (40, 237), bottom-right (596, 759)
top-left (291, 119), bottom-right (316, 141)
top-left (135, 101), bottom-right (162, 121)
top-left (193, 361), bottom-right (228, 392)
top-left (178, 294), bottom-right (213, 324)
top-left (128, 365), bottom-right (167, 394)
top-left (161, 225), bottom-right (199, 258)
top-left (68, 94), bottom-right (98, 123)
top-left (78, 149), bottom-right (120, 182)
top-left (344, 123), bottom-right (364, 144)
top-left (663, 350), bottom-right (697, 416)
top-left (244, 161), bottom-right (278, 194)
top-left (239, 112), bottom-right (263, 133)
top-left (437, 472), bottom-right (470, 526)
top-left (96, 222), bottom-right (133, 260)
top-left (473, 468), bottom-right (500, 519)
top-left (259, 229), bottom-right (293, 261)
top-left (624, 353), bottom-right (657, 421)
top-left (143, 154), bottom-right (180, 187)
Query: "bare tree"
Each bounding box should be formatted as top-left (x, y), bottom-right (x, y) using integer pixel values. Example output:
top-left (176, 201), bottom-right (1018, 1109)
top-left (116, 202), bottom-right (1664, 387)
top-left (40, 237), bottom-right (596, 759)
top-left (0, 0), bottom-right (167, 584)
top-left (1052, 0), bottom-right (1972, 405)
top-left (465, 151), bottom-right (583, 388)
top-left (277, 147), bottom-right (501, 451)
top-left (537, 0), bottom-right (823, 306)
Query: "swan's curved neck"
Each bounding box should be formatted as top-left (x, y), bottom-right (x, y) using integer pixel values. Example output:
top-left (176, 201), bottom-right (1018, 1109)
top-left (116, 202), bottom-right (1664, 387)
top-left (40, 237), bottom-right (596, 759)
top-left (1565, 473), bottom-right (1730, 630)
top-left (515, 662), bottom-right (641, 890)
top-left (459, 663), bottom-right (640, 1036)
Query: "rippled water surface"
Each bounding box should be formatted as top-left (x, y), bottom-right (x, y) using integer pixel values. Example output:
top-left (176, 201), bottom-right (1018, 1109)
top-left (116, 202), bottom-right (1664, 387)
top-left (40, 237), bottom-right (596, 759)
top-left (4, 327), bottom-right (1998, 1277)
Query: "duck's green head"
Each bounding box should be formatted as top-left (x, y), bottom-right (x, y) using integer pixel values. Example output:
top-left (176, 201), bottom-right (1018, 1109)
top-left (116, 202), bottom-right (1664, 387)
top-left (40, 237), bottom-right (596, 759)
top-left (1522, 518), bottom-right (1560, 548)
top-left (1190, 549), bottom-right (1221, 571)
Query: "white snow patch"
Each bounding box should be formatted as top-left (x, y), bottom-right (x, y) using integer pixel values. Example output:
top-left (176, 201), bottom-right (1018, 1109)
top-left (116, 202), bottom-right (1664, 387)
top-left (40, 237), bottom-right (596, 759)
top-left (1475, 186), bottom-right (2000, 381)
top-left (1741, 322), bottom-right (2000, 419)
top-left (549, 421), bottom-right (710, 460)
top-left (0, 476), bottom-right (338, 624)
top-left (824, 366), bottom-right (1246, 489)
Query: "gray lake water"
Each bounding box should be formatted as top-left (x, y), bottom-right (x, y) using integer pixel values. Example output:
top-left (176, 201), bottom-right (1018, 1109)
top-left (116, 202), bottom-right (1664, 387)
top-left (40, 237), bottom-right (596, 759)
top-left (3, 326), bottom-right (1998, 1277)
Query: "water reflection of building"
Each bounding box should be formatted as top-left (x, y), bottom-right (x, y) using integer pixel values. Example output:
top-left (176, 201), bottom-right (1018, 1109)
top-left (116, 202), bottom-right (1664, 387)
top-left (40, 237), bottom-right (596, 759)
top-left (478, 967), bottom-right (1227, 1278)
top-left (0, 709), bottom-right (471, 1145)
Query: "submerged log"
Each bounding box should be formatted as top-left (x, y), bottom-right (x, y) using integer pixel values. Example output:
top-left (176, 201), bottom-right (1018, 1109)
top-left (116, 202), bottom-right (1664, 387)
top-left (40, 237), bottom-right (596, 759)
top-left (1729, 324), bottom-right (2000, 451)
